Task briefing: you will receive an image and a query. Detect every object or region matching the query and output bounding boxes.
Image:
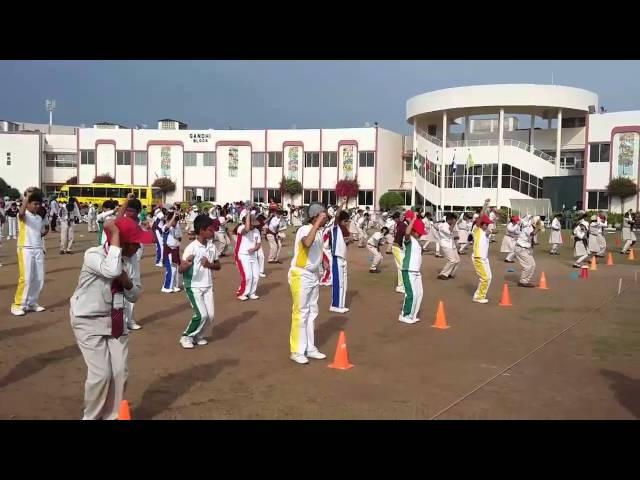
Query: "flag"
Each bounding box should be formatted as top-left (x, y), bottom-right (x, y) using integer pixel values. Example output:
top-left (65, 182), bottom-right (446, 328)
top-left (425, 151), bottom-right (430, 171)
top-left (451, 151), bottom-right (457, 174)
top-left (466, 149), bottom-right (474, 169)
top-left (413, 150), bottom-right (423, 170)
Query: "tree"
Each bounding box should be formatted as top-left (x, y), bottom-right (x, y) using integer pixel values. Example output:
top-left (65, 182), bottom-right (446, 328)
top-left (93, 174), bottom-right (115, 184)
top-left (0, 178), bottom-right (20, 199)
top-left (66, 176), bottom-right (78, 185)
top-left (379, 191), bottom-right (404, 211)
top-left (335, 178), bottom-right (360, 202)
top-left (606, 177), bottom-right (638, 212)
top-left (279, 176), bottom-right (302, 199)
top-left (152, 177), bottom-right (177, 204)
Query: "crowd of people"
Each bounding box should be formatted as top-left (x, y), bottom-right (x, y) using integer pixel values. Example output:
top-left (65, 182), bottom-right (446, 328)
top-left (1, 188), bottom-right (638, 419)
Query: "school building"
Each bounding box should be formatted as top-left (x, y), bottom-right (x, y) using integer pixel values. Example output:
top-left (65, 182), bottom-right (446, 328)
top-left (1, 83), bottom-right (640, 212)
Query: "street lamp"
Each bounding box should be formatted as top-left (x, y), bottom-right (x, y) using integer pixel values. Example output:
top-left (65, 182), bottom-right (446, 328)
top-left (45, 99), bottom-right (56, 126)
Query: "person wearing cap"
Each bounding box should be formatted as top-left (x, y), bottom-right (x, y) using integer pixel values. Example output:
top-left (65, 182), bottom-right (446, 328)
top-left (392, 212), bottom-right (408, 294)
top-left (514, 215), bottom-right (537, 287)
top-left (549, 213), bottom-right (563, 255)
top-left (178, 214), bottom-right (220, 349)
top-left (329, 202), bottom-right (352, 314)
top-left (501, 215), bottom-right (520, 262)
top-left (398, 210), bottom-right (424, 324)
top-left (289, 202), bottom-right (329, 364)
top-left (70, 216), bottom-right (154, 419)
top-left (472, 214), bottom-right (493, 303)
top-left (437, 213), bottom-right (460, 280)
top-left (234, 213), bottom-right (262, 301)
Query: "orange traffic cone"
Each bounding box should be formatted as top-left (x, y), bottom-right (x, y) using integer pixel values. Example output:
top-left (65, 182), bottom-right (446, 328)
top-left (607, 252), bottom-right (614, 266)
top-left (590, 256), bottom-right (598, 271)
top-left (328, 331), bottom-right (353, 370)
top-left (118, 400), bottom-right (132, 420)
top-left (498, 283), bottom-right (513, 306)
top-left (431, 300), bottom-right (450, 329)
top-left (538, 272), bottom-right (549, 290)
top-left (630, 249), bottom-right (636, 261)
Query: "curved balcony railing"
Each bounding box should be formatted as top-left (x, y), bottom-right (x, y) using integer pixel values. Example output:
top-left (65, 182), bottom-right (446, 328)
top-left (416, 128), bottom-right (442, 146)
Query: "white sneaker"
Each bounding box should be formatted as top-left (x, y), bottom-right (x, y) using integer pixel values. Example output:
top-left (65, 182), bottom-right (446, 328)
top-left (329, 306), bottom-right (349, 314)
top-left (395, 286), bottom-right (405, 294)
top-left (238, 295), bottom-right (249, 301)
top-left (473, 298), bottom-right (489, 304)
top-left (290, 353), bottom-right (309, 364)
top-left (161, 287), bottom-right (174, 293)
top-left (306, 349), bottom-right (327, 360)
top-left (195, 337), bottom-right (208, 346)
top-left (179, 336), bottom-right (195, 349)
top-left (172, 287), bottom-right (181, 293)
top-left (11, 307), bottom-right (26, 316)
top-left (155, 263), bottom-right (163, 267)
top-left (398, 316), bottom-right (418, 324)
top-left (26, 304), bottom-right (46, 312)
top-left (249, 294), bottom-right (260, 300)
top-left (127, 322), bottom-right (142, 330)
top-left (259, 273), bottom-right (266, 278)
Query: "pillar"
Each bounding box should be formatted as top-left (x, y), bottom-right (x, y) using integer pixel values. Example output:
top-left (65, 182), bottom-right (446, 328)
top-left (440, 111), bottom-right (447, 215)
top-left (529, 113), bottom-right (535, 152)
top-left (496, 108), bottom-right (504, 208)
top-left (556, 109), bottom-right (563, 175)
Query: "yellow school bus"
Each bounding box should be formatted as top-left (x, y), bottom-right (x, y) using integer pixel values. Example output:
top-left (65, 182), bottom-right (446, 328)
top-left (57, 183), bottom-right (162, 208)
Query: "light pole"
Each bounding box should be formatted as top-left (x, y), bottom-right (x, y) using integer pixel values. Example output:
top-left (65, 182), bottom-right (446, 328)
top-left (45, 99), bottom-right (56, 126)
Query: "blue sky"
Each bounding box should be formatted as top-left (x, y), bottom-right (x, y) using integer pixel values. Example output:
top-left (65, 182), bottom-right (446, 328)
top-left (2, 60), bottom-right (640, 134)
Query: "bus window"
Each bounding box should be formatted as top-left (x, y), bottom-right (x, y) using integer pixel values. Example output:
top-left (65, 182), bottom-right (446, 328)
top-left (69, 187), bottom-right (81, 197)
top-left (107, 187), bottom-right (121, 198)
top-left (133, 188), bottom-right (140, 198)
top-left (93, 187), bottom-right (106, 198)
top-left (58, 190), bottom-right (69, 199)
top-left (139, 189), bottom-right (147, 199)
top-left (81, 186), bottom-right (94, 197)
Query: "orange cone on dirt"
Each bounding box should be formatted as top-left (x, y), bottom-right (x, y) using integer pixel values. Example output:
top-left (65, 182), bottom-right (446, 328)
top-left (630, 249), bottom-right (636, 261)
top-left (498, 283), bottom-right (513, 306)
top-left (431, 300), bottom-right (450, 329)
top-left (328, 331), bottom-right (353, 370)
top-left (538, 272), bottom-right (549, 290)
top-left (118, 400), bottom-right (132, 420)
top-left (607, 252), bottom-right (614, 266)
top-left (590, 256), bottom-right (597, 271)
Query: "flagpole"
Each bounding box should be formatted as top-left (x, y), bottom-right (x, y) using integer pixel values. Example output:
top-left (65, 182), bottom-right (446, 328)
top-left (423, 150), bottom-right (427, 211)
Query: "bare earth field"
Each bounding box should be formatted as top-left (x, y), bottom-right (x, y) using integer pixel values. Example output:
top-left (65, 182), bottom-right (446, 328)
top-left (0, 226), bottom-right (639, 419)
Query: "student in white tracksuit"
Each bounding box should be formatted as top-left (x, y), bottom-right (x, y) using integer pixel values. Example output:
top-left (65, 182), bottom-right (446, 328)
top-left (266, 212), bottom-right (282, 262)
top-left (573, 222), bottom-right (589, 267)
top-left (97, 202), bottom-right (117, 246)
top-left (6, 203), bottom-right (19, 240)
top-left (213, 215), bottom-right (230, 257)
top-left (11, 188), bottom-right (47, 316)
top-left (621, 210), bottom-right (636, 254)
top-left (501, 216), bottom-right (519, 262)
top-left (437, 213), bottom-right (461, 279)
top-left (70, 217), bottom-right (152, 420)
top-left (178, 214), bottom-right (220, 349)
top-left (87, 203), bottom-right (98, 232)
top-left (588, 215), bottom-right (602, 258)
top-left (367, 227), bottom-right (388, 272)
top-left (161, 212), bottom-right (181, 293)
top-left (398, 212), bottom-right (425, 325)
top-left (597, 213), bottom-right (607, 256)
top-left (422, 214), bottom-right (442, 256)
top-left (515, 216), bottom-right (537, 287)
top-left (455, 214), bottom-right (470, 254)
top-left (256, 214), bottom-right (267, 278)
top-left (384, 214), bottom-right (397, 254)
top-left (59, 200), bottom-right (80, 254)
top-left (357, 213), bottom-right (369, 248)
top-left (488, 209), bottom-right (498, 242)
top-left (329, 209), bottom-right (351, 313)
top-left (549, 214), bottom-right (563, 255)
top-left (235, 214), bottom-right (261, 300)
top-left (289, 203), bottom-right (328, 365)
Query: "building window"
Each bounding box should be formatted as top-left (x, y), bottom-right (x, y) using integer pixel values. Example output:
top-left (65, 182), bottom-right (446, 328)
top-left (405, 156), bottom-right (413, 171)
top-left (45, 153), bottom-right (77, 168)
top-left (202, 187), bottom-right (216, 202)
top-left (391, 190), bottom-right (412, 205)
top-left (251, 152), bottom-right (265, 168)
top-left (203, 152), bottom-right (216, 167)
top-left (184, 188), bottom-right (196, 203)
top-left (134, 151), bottom-right (147, 166)
top-left (184, 152), bottom-right (197, 167)
top-left (322, 190), bottom-right (337, 206)
top-left (6, 152), bottom-right (11, 166)
top-left (116, 151), bottom-right (131, 166)
top-left (80, 150), bottom-right (95, 165)
top-left (303, 189), bottom-right (320, 204)
top-left (253, 189), bottom-right (266, 204)
top-left (304, 151), bottom-right (320, 167)
top-left (268, 152), bottom-right (283, 168)
top-left (427, 125), bottom-right (437, 136)
top-left (267, 189), bottom-right (282, 204)
top-left (322, 151), bottom-right (337, 167)
top-left (588, 191), bottom-right (609, 210)
top-left (358, 190), bottom-right (374, 206)
top-left (589, 143), bottom-right (610, 163)
top-left (358, 151), bottom-right (375, 167)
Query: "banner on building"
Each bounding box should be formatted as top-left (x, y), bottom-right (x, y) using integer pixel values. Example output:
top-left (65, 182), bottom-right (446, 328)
top-left (228, 147), bottom-right (239, 177)
top-left (160, 147), bottom-right (171, 177)
top-left (342, 145), bottom-right (354, 180)
top-left (287, 146), bottom-right (299, 180)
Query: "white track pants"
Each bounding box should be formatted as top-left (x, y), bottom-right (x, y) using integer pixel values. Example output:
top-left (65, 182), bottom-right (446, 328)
top-left (367, 245), bottom-right (383, 270)
top-left (183, 286), bottom-right (214, 339)
top-left (515, 245), bottom-right (536, 284)
top-left (214, 231), bottom-right (228, 257)
top-left (71, 311), bottom-right (128, 421)
top-left (60, 221), bottom-right (75, 252)
top-left (267, 233), bottom-right (281, 261)
top-left (88, 218), bottom-right (97, 232)
top-left (12, 247), bottom-right (44, 310)
top-left (257, 247), bottom-right (265, 275)
top-left (330, 256), bottom-right (347, 309)
top-left (473, 257), bottom-right (492, 300)
top-left (289, 267), bottom-right (320, 355)
top-left (400, 271), bottom-right (423, 321)
top-left (385, 233), bottom-right (394, 254)
top-left (8, 217), bottom-right (18, 239)
top-left (236, 253), bottom-right (259, 297)
top-left (392, 244), bottom-right (405, 289)
top-left (440, 246), bottom-right (460, 277)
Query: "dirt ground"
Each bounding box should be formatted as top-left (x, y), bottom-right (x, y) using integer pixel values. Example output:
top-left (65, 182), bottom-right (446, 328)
top-left (1, 225), bottom-right (639, 420)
